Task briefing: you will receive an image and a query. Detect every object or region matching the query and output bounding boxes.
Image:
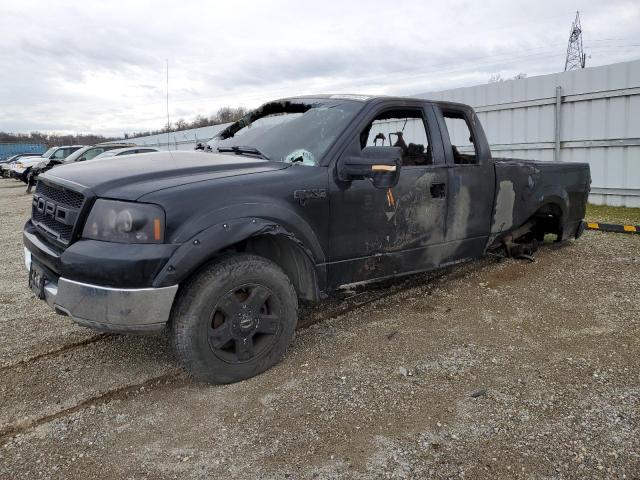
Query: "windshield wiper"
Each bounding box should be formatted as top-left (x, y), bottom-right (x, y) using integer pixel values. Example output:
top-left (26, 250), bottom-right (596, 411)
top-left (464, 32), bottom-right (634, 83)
top-left (217, 145), bottom-right (270, 160)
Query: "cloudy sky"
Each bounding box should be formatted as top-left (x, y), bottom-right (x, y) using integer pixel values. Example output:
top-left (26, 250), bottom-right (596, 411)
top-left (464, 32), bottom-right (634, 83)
top-left (1, 0), bottom-right (639, 137)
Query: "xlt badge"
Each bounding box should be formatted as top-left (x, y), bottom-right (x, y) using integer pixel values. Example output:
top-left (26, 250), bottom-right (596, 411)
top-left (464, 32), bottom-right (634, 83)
top-left (293, 189), bottom-right (327, 206)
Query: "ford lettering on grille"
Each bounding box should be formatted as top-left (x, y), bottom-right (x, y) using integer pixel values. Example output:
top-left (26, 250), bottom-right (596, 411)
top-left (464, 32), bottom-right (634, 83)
top-left (31, 182), bottom-right (84, 245)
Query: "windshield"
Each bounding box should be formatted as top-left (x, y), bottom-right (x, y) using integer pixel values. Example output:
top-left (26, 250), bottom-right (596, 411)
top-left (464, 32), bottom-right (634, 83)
top-left (64, 146), bottom-right (91, 163)
top-left (208, 99), bottom-right (363, 165)
top-left (41, 147), bottom-right (57, 158)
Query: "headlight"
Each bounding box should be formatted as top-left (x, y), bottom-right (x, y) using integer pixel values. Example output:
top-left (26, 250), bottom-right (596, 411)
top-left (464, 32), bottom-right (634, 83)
top-left (82, 199), bottom-right (165, 244)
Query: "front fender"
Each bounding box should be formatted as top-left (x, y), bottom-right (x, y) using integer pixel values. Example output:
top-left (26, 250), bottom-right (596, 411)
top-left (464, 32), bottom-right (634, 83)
top-left (172, 202), bottom-right (325, 259)
top-left (152, 215), bottom-right (323, 288)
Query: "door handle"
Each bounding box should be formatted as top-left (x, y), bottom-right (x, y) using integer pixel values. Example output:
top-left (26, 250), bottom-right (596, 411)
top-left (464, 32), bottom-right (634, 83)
top-left (430, 183), bottom-right (446, 198)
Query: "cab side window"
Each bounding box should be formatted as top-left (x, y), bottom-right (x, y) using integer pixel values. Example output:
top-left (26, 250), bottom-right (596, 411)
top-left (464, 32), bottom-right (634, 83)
top-left (443, 112), bottom-right (477, 165)
top-left (360, 109), bottom-right (432, 166)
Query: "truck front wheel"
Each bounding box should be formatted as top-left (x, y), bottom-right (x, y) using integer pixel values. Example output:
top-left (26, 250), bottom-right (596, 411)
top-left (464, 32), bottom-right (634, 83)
top-left (170, 254), bottom-right (298, 384)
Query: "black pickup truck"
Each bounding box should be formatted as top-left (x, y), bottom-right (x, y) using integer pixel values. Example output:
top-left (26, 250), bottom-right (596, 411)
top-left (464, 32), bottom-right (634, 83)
top-left (23, 95), bottom-right (590, 383)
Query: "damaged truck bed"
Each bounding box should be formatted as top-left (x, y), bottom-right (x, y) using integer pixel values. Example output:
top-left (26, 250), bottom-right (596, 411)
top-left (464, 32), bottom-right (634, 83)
top-left (23, 95), bottom-right (590, 383)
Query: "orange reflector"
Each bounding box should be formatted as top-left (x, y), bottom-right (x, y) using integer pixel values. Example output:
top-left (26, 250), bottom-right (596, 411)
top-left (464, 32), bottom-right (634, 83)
top-left (153, 218), bottom-right (161, 241)
top-left (623, 225), bottom-right (636, 232)
top-left (586, 222), bottom-right (599, 229)
top-left (372, 165), bottom-right (396, 172)
top-left (386, 188), bottom-right (395, 208)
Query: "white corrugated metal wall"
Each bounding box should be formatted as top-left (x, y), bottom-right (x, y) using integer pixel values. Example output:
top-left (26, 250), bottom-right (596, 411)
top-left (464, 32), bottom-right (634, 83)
top-left (416, 59), bottom-right (640, 207)
top-left (117, 124), bottom-right (231, 151)
top-left (115, 114), bottom-right (289, 151)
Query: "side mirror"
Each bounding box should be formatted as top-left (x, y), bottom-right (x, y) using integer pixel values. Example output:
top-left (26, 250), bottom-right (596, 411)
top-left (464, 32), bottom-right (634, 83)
top-left (338, 146), bottom-right (402, 189)
top-left (78, 156), bottom-right (87, 162)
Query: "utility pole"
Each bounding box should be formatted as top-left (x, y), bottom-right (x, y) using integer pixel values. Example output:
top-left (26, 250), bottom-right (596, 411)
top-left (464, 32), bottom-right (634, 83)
top-left (166, 59), bottom-right (170, 151)
top-left (564, 11), bottom-right (586, 71)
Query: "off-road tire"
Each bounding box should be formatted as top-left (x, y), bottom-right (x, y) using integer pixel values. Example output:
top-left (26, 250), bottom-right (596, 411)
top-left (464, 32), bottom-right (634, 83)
top-left (171, 254), bottom-right (298, 384)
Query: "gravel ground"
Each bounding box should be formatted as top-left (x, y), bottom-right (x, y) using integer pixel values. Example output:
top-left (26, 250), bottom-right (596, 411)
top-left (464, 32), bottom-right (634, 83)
top-left (0, 179), bottom-right (639, 479)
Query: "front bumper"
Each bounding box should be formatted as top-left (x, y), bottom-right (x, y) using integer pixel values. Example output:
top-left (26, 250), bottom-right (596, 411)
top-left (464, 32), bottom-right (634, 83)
top-left (25, 248), bottom-right (178, 334)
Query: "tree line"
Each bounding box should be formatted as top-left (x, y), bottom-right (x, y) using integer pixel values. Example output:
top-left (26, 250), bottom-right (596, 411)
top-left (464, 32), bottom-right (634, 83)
top-left (0, 106), bottom-right (249, 145)
top-left (0, 131), bottom-right (117, 147)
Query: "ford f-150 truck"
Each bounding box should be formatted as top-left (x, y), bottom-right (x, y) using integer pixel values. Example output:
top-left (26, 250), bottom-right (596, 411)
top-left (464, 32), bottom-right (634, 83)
top-left (23, 95), bottom-right (590, 383)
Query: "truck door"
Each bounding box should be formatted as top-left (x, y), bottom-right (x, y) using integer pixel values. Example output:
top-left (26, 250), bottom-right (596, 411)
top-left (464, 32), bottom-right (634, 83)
top-left (434, 105), bottom-right (496, 262)
top-left (327, 103), bottom-right (450, 288)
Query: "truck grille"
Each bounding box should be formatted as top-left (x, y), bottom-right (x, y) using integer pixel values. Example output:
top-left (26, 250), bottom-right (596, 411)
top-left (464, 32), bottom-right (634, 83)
top-left (31, 181), bottom-right (85, 245)
top-left (35, 182), bottom-right (84, 208)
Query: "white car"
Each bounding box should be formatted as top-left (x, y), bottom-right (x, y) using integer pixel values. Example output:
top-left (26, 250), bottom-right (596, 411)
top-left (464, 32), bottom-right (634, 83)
top-left (0, 153), bottom-right (42, 178)
top-left (10, 145), bottom-right (84, 180)
top-left (91, 146), bottom-right (159, 160)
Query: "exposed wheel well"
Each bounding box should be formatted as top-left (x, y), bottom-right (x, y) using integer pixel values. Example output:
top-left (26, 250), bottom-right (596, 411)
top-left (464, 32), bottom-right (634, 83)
top-left (531, 202), bottom-right (563, 240)
top-left (491, 201), bottom-right (565, 255)
top-left (229, 234), bottom-right (320, 302)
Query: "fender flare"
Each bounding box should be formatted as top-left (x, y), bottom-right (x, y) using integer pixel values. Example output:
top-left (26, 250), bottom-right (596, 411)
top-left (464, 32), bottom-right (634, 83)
top-left (152, 216), bottom-right (325, 291)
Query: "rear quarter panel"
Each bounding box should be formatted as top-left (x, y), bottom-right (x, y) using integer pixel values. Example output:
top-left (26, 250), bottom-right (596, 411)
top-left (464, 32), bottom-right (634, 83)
top-left (492, 158), bottom-right (590, 238)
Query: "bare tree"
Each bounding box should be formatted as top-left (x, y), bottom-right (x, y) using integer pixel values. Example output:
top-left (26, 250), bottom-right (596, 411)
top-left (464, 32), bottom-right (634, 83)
top-left (488, 72), bottom-right (527, 83)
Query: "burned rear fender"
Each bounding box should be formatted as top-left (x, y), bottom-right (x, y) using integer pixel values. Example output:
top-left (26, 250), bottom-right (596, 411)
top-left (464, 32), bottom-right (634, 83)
top-left (493, 171), bottom-right (569, 229)
top-left (488, 178), bottom-right (570, 248)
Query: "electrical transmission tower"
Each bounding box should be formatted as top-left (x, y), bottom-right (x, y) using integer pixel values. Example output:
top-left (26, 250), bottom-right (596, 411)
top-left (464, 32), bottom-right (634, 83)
top-left (564, 11), bottom-right (586, 71)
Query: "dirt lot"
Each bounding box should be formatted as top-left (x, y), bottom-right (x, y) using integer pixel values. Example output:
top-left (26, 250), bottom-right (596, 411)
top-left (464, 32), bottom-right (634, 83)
top-left (0, 180), bottom-right (639, 479)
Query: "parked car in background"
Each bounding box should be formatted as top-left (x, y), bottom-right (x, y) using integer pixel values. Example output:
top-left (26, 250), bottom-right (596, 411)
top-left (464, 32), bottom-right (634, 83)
top-left (0, 152), bottom-right (42, 165)
top-left (0, 153), bottom-right (43, 177)
top-left (63, 143), bottom-right (138, 164)
top-left (90, 146), bottom-right (159, 160)
top-left (11, 145), bottom-right (84, 183)
top-left (26, 143), bottom-right (135, 191)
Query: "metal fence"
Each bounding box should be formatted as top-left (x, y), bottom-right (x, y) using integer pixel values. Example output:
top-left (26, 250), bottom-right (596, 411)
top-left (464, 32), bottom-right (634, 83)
top-left (115, 125), bottom-right (230, 151)
top-left (111, 115), bottom-right (290, 152)
top-left (416, 59), bottom-right (640, 207)
top-left (0, 143), bottom-right (46, 160)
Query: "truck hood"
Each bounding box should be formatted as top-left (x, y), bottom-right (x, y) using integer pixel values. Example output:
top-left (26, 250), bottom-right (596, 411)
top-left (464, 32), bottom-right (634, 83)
top-left (42, 151), bottom-right (289, 200)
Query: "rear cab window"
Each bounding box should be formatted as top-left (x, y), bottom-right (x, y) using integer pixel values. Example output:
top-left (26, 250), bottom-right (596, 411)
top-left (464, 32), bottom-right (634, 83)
top-left (442, 111), bottom-right (478, 165)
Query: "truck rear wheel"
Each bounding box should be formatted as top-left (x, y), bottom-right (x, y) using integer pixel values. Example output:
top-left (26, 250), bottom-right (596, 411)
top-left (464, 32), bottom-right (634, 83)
top-left (170, 254), bottom-right (298, 384)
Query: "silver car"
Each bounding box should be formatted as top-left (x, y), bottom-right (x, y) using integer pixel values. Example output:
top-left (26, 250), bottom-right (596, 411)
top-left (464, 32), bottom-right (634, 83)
top-left (91, 146), bottom-right (159, 160)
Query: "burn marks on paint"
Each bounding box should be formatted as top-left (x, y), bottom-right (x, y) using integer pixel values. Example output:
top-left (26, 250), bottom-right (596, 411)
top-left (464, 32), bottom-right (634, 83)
top-left (491, 180), bottom-right (515, 233)
top-left (381, 170), bottom-right (446, 251)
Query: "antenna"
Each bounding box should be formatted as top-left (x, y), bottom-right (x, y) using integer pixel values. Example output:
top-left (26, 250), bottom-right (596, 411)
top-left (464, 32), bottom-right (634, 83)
top-left (166, 59), bottom-right (170, 150)
top-left (564, 11), bottom-right (586, 71)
